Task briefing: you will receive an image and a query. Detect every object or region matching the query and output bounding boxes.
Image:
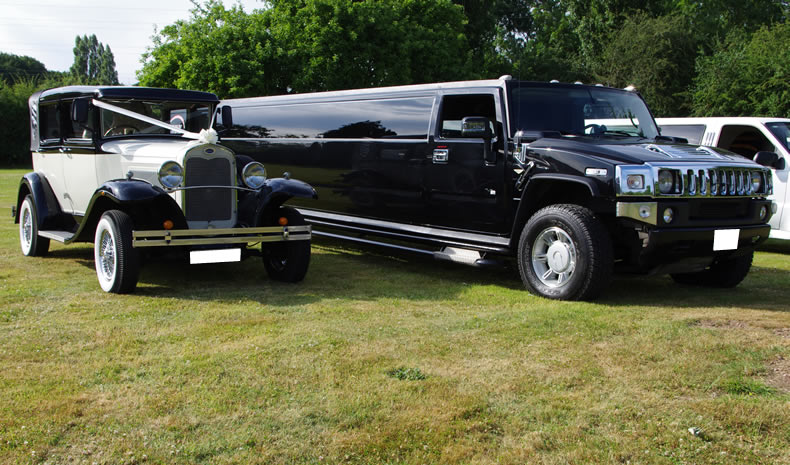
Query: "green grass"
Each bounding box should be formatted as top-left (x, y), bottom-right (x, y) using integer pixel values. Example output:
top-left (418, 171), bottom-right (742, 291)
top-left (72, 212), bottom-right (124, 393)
top-left (1, 168), bottom-right (789, 464)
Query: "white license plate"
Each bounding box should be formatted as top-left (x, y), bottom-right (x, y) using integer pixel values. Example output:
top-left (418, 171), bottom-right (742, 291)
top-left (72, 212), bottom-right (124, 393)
top-left (713, 229), bottom-right (740, 251)
top-left (190, 248), bottom-right (241, 264)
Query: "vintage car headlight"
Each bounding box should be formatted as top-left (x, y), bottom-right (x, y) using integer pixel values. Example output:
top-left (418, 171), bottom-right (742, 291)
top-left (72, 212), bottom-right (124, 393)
top-left (242, 162), bottom-right (267, 189)
top-left (751, 171), bottom-right (764, 194)
top-left (658, 170), bottom-right (675, 194)
top-left (158, 161), bottom-right (184, 189)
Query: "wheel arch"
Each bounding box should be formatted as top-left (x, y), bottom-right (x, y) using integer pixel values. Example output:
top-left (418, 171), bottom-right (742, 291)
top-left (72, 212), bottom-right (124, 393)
top-left (253, 178), bottom-right (317, 226)
top-left (15, 172), bottom-right (66, 230)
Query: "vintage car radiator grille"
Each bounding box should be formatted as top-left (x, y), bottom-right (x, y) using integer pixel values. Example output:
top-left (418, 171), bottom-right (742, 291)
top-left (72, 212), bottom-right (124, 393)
top-left (184, 157), bottom-right (233, 222)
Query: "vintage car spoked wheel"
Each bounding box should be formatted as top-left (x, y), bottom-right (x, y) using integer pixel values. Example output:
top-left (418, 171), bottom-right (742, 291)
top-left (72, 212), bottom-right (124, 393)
top-left (19, 195), bottom-right (49, 256)
top-left (531, 227), bottom-right (578, 287)
top-left (518, 204), bottom-right (612, 301)
top-left (94, 210), bottom-right (139, 293)
top-left (262, 207), bottom-right (311, 282)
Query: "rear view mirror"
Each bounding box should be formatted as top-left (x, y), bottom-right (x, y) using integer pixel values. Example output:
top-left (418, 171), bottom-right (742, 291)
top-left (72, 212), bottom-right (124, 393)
top-left (71, 99), bottom-right (89, 124)
top-left (754, 151), bottom-right (785, 170)
top-left (221, 106), bottom-right (233, 129)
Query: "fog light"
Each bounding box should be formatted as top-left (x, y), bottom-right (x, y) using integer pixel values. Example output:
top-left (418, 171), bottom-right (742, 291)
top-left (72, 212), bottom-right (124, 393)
top-left (639, 205), bottom-right (651, 219)
top-left (278, 217), bottom-right (288, 226)
top-left (663, 207), bottom-right (674, 223)
top-left (163, 220), bottom-right (174, 230)
top-left (760, 205), bottom-right (768, 220)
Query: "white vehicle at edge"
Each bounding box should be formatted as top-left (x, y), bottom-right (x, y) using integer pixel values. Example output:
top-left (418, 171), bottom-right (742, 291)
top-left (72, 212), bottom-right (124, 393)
top-left (657, 117), bottom-right (789, 240)
top-left (14, 86), bottom-right (317, 293)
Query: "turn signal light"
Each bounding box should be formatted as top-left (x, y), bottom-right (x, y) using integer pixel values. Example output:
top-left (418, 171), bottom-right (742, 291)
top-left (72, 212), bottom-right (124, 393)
top-left (278, 217), bottom-right (288, 226)
top-left (163, 220), bottom-right (174, 230)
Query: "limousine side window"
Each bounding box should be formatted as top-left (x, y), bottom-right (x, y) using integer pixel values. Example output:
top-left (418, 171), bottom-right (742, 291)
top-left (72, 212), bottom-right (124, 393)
top-left (658, 124), bottom-right (705, 145)
top-left (223, 97), bottom-right (434, 139)
top-left (39, 103), bottom-right (61, 144)
top-left (439, 94), bottom-right (497, 138)
top-left (719, 125), bottom-right (776, 159)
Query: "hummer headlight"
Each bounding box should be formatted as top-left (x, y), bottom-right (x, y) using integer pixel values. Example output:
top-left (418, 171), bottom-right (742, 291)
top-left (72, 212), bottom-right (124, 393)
top-left (158, 161), bottom-right (184, 189)
top-left (242, 162), bottom-right (267, 189)
top-left (658, 170), bottom-right (674, 194)
top-left (626, 174), bottom-right (644, 190)
top-left (750, 172), bottom-right (763, 194)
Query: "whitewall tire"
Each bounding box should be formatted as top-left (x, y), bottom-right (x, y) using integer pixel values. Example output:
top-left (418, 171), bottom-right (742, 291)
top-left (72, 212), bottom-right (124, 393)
top-left (94, 210), bottom-right (140, 294)
top-left (19, 195), bottom-right (49, 256)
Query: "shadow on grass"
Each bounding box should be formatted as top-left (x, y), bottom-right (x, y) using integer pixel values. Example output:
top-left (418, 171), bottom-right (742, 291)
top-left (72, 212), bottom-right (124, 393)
top-left (41, 238), bottom-right (790, 311)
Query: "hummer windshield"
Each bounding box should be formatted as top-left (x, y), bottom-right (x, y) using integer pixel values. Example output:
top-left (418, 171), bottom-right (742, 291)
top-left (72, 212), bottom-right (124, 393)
top-left (508, 84), bottom-right (659, 139)
top-left (99, 99), bottom-right (212, 138)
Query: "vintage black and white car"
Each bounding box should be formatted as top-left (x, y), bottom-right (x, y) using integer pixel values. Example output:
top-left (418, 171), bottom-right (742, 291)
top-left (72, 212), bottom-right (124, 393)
top-left (218, 77), bottom-right (776, 300)
top-left (14, 86), bottom-right (316, 293)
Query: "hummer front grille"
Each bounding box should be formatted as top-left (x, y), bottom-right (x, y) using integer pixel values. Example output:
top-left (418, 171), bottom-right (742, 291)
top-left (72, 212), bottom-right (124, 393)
top-left (616, 162), bottom-right (772, 198)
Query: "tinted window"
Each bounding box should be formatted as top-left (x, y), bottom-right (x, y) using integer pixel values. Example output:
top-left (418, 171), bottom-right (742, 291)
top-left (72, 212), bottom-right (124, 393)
top-left (766, 122), bottom-right (790, 152)
top-left (439, 94), bottom-right (496, 138)
top-left (39, 103), bottom-right (60, 143)
top-left (226, 97), bottom-right (433, 139)
top-left (659, 124), bottom-right (706, 145)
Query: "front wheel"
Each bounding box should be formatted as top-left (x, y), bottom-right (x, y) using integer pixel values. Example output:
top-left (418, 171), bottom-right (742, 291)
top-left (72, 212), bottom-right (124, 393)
top-left (671, 251), bottom-right (754, 288)
top-left (517, 204), bottom-right (613, 301)
top-left (19, 195), bottom-right (50, 256)
top-left (94, 210), bottom-right (140, 294)
top-left (262, 207), bottom-right (311, 282)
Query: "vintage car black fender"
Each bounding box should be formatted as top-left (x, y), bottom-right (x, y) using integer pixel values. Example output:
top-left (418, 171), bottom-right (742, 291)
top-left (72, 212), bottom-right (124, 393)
top-left (237, 177), bottom-right (318, 227)
top-left (16, 172), bottom-right (66, 230)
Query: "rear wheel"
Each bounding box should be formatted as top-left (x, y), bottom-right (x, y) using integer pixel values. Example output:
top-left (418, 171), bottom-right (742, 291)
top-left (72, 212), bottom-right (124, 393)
top-left (19, 195), bottom-right (49, 256)
top-left (517, 204), bottom-right (613, 300)
top-left (262, 207), bottom-right (311, 282)
top-left (671, 251), bottom-right (754, 288)
top-left (94, 210), bottom-right (140, 294)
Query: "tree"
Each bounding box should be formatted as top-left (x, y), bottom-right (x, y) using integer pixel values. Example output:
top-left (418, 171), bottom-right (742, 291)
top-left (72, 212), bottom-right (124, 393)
top-left (693, 22), bottom-right (790, 117)
top-left (595, 13), bottom-right (697, 116)
top-left (70, 34), bottom-right (119, 85)
top-left (0, 52), bottom-right (47, 83)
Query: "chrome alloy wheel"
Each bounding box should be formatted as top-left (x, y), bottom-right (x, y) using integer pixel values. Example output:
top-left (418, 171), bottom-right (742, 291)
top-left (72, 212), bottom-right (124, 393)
top-left (97, 228), bottom-right (116, 283)
top-left (531, 226), bottom-right (577, 288)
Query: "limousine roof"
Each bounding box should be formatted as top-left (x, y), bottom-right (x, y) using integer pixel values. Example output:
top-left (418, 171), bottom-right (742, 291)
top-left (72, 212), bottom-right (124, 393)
top-left (34, 86), bottom-right (219, 104)
top-left (656, 117), bottom-right (790, 126)
top-left (222, 77), bottom-right (628, 106)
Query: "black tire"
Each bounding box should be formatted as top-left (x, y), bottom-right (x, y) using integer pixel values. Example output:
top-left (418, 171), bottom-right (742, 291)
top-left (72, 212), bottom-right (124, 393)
top-left (94, 210), bottom-right (140, 294)
top-left (18, 194), bottom-right (50, 257)
top-left (670, 250), bottom-right (754, 288)
top-left (262, 207), bottom-right (311, 282)
top-left (517, 204), bottom-right (613, 301)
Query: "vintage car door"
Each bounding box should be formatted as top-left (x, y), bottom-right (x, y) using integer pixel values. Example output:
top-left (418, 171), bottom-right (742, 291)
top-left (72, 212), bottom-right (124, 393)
top-left (424, 90), bottom-right (509, 234)
top-left (60, 99), bottom-right (98, 215)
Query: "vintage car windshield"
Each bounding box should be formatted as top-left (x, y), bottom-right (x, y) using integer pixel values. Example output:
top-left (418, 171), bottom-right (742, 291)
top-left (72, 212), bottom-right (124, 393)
top-left (765, 122), bottom-right (790, 151)
top-left (100, 99), bottom-right (212, 138)
top-left (508, 86), bottom-right (659, 139)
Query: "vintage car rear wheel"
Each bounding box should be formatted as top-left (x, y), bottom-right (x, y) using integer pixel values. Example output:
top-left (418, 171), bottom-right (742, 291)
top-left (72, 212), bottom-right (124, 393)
top-left (262, 207), bottom-right (311, 282)
top-left (670, 251), bottom-right (754, 288)
top-left (19, 195), bottom-right (50, 256)
top-left (518, 204), bottom-right (613, 301)
top-left (94, 210), bottom-right (140, 294)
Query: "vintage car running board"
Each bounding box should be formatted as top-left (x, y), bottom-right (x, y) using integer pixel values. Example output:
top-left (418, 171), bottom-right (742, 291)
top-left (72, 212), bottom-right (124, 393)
top-left (132, 225), bottom-right (311, 248)
top-left (39, 230), bottom-right (75, 243)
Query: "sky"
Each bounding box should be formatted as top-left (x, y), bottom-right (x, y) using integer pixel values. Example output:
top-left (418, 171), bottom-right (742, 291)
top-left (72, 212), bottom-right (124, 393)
top-left (1, 0), bottom-right (264, 85)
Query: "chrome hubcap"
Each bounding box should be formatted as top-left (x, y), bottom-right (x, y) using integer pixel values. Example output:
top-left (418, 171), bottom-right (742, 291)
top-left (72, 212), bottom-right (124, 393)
top-left (98, 230), bottom-right (115, 280)
top-left (531, 227), bottom-right (577, 288)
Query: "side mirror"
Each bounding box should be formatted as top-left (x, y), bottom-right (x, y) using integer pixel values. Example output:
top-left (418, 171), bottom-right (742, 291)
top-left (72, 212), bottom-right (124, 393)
top-left (221, 106), bottom-right (233, 129)
top-left (462, 116), bottom-right (495, 164)
top-left (71, 99), bottom-right (89, 124)
top-left (754, 151), bottom-right (785, 169)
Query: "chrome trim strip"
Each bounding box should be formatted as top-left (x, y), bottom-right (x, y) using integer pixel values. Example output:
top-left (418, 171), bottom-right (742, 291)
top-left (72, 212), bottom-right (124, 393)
top-left (616, 202), bottom-right (657, 225)
top-left (132, 225), bottom-right (311, 248)
top-left (296, 209), bottom-right (511, 246)
top-left (164, 185), bottom-right (259, 193)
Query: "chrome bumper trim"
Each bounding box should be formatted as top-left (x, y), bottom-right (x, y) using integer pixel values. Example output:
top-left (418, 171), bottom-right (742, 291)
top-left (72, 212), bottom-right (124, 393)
top-left (132, 225), bottom-right (311, 248)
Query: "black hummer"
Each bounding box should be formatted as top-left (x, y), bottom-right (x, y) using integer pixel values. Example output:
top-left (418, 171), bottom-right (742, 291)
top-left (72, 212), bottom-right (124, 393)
top-left (217, 77), bottom-right (775, 300)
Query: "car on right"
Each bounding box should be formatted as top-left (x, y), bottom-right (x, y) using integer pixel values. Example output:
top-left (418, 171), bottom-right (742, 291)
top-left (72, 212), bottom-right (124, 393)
top-left (657, 117), bottom-right (789, 240)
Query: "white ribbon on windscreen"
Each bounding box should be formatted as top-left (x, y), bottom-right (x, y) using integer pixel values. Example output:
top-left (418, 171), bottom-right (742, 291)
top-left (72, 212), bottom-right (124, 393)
top-left (91, 99), bottom-right (218, 145)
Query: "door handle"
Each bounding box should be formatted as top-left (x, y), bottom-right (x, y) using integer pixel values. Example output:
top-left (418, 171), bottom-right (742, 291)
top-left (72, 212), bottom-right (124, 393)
top-left (432, 148), bottom-right (449, 164)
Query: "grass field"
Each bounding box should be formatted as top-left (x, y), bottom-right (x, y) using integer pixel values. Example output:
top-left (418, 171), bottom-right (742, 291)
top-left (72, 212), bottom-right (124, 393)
top-left (1, 168), bottom-right (789, 464)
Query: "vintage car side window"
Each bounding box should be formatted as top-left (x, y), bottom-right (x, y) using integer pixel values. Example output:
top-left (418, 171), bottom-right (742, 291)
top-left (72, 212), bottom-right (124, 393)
top-left (439, 94), bottom-right (497, 138)
top-left (64, 102), bottom-right (95, 142)
top-left (39, 103), bottom-right (61, 144)
top-left (658, 124), bottom-right (706, 145)
top-left (227, 97), bottom-right (433, 139)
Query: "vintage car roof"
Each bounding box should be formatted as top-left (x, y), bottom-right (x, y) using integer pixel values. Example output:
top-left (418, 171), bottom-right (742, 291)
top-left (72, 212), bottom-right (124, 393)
top-left (36, 86), bottom-right (219, 103)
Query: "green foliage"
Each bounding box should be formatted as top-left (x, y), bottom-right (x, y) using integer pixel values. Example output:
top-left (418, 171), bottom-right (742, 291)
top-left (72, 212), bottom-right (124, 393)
top-left (0, 52), bottom-right (47, 83)
top-left (69, 34), bottom-right (119, 85)
top-left (692, 22), bottom-right (790, 117)
top-left (0, 79), bottom-right (38, 166)
top-left (595, 13), bottom-right (697, 116)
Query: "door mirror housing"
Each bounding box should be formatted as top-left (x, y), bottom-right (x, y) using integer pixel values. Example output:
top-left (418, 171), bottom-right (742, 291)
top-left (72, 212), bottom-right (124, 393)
top-left (221, 106), bottom-right (233, 129)
top-left (754, 151), bottom-right (785, 170)
top-left (71, 99), bottom-right (89, 124)
top-left (461, 116), bottom-right (496, 164)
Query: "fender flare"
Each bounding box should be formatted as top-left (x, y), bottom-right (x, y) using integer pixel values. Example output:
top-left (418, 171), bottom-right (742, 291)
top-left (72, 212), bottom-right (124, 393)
top-left (15, 172), bottom-right (65, 230)
top-left (509, 173), bottom-right (601, 247)
top-left (253, 177), bottom-right (318, 226)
